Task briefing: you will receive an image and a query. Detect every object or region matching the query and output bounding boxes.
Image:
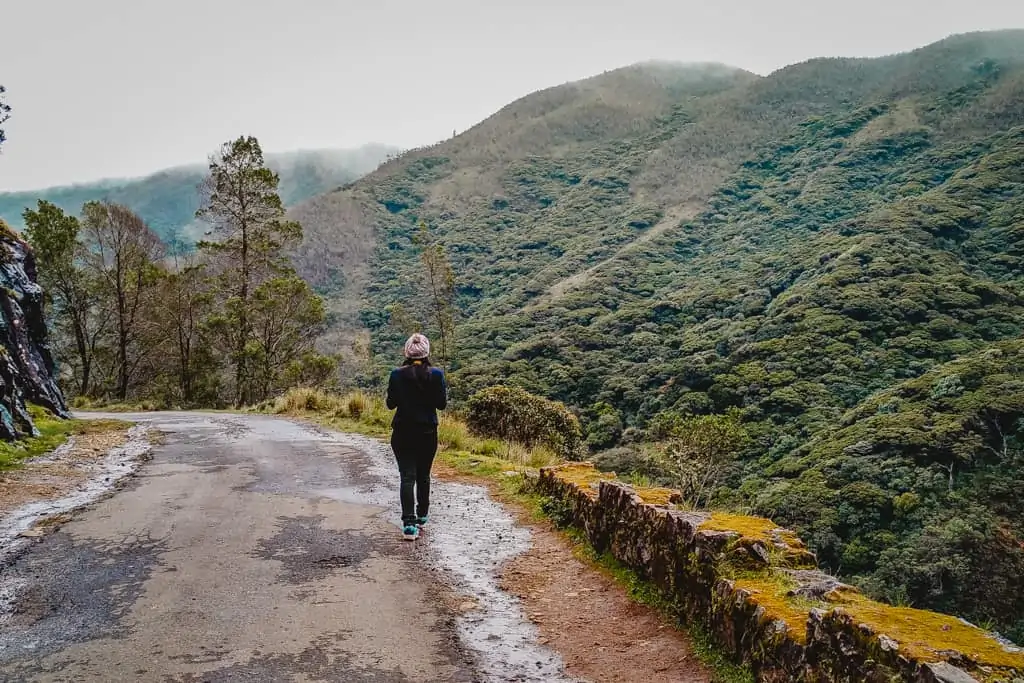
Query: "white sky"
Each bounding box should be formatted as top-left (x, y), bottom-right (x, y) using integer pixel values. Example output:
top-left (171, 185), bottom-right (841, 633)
top-left (2, 0), bottom-right (1023, 190)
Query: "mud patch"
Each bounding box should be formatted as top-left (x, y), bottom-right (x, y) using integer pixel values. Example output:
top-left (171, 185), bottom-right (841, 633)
top-left (0, 531), bottom-right (167, 667)
top-left (252, 514), bottom-right (375, 584)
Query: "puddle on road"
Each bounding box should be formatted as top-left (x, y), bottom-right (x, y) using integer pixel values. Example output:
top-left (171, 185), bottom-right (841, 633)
top-left (323, 429), bottom-right (578, 683)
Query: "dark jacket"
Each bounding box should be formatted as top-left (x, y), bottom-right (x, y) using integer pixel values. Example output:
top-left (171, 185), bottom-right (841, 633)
top-left (386, 362), bottom-right (448, 428)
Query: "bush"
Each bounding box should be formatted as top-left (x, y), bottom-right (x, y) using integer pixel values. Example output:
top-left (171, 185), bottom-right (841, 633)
top-left (465, 385), bottom-right (585, 460)
top-left (346, 391), bottom-right (369, 418)
top-left (272, 387), bottom-right (341, 414)
top-left (438, 416), bottom-right (470, 450)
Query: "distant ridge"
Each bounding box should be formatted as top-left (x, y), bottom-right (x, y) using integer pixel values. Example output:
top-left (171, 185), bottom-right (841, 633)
top-left (0, 143), bottom-right (399, 244)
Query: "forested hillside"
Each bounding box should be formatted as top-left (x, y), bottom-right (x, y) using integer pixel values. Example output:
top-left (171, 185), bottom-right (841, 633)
top-left (0, 145), bottom-right (396, 246)
top-left (291, 30), bottom-right (1024, 639)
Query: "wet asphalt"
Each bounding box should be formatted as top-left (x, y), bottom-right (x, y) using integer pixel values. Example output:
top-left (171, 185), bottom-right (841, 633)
top-left (0, 413), bottom-right (486, 682)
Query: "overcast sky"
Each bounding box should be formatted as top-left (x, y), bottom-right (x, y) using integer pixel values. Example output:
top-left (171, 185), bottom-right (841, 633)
top-left (2, 0), bottom-right (1023, 190)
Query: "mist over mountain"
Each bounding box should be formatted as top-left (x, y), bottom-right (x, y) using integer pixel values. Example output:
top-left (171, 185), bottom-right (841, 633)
top-left (0, 143), bottom-right (398, 245)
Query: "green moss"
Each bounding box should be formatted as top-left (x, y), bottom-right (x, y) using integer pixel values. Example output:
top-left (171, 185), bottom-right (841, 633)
top-left (0, 410), bottom-right (131, 470)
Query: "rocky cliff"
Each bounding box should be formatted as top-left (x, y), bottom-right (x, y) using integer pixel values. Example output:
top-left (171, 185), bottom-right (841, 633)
top-left (534, 462), bottom-right (1024, 683)
top-left (0, 222), bottom-right (68, 439)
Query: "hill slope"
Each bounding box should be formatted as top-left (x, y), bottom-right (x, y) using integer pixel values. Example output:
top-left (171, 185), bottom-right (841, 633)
top-left (0, 144), bottom-right (397, 245)
top-left (292, 30), bottom-right (1024, 638)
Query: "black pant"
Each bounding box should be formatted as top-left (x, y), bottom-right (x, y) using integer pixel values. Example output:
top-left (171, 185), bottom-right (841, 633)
top-left (391, 424), bottom-right (438, 526)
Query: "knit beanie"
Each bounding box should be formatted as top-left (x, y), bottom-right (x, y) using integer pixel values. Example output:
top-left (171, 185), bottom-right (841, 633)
top-left (404, 333), bottom-right (430, 360)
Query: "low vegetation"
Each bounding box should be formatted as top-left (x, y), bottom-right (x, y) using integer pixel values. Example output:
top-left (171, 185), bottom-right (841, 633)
top-left (263, 386), bottom-right (562, 470)
top-left (0, 407), bottom-right (128, 470)
top-left (465, 384), bottom-right (585, 460)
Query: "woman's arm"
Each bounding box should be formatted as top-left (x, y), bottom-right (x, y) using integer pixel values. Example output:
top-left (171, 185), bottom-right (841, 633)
top-left (435, 370), bottom-right (448, 410)
top-left (386, 370), bottom-right (398, 410)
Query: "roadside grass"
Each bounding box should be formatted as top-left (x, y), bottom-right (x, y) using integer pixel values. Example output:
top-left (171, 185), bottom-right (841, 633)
top-left (0, 406), bottom-right (131, 470)
top-left (70, 395), bottom-right (237, 415)
top-left (266, 387), bottom-right (754, 683)
top-left (70, 396), bottom-right (164, 413)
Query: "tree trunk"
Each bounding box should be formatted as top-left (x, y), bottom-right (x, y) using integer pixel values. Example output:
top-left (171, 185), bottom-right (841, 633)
top-left (71, 311), bottom-right (91, 396)
top-left (115, 257), bottom-right (129, 401)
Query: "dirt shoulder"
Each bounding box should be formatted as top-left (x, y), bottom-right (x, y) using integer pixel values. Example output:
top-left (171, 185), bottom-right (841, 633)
top-left (0, 419), bottom-right (145, 555)
top-left (431, 460), bottom-right (712, 683)
top-left (0, 423), bottom-right (129, 514)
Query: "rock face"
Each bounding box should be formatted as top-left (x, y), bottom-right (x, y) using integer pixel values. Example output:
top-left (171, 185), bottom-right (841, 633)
top-left (534, 462), bottom-right (1024, 683)
top-left (0, 224), bottom-right (69, 438)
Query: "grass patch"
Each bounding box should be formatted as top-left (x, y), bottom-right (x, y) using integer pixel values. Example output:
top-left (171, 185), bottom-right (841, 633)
top-left (267, 388), bottom-right (559, 474)
top-left (0, 407), bottom-right (131, 470)
top-left (71, 396), bottom-right (165, 412)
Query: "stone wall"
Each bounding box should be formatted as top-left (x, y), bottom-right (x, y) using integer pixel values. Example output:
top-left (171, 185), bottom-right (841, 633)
top-left (534, 462), bottom-right (1024, 683)
top-left (0, 223), bottom-right (68, 439)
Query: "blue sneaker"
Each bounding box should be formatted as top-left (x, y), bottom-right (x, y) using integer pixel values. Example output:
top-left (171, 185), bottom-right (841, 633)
top-left (402, 524), bottom-right (419, 541)
top-left (416, 515), bottom-right (428, 527)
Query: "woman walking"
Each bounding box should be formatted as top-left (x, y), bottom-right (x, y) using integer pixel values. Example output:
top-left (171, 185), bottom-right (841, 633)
top-left (386, 333), bottom-right (448, 540)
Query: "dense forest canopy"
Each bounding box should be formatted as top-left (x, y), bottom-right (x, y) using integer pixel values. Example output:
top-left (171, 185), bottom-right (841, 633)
top-left (285, 30), bottom-right (1024, 640)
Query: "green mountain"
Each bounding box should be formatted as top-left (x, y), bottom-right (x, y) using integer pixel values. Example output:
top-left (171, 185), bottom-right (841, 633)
top-left (0, 144), bottom-right (397, 246)
top-left (291, 30), bottom-right (1024, 638)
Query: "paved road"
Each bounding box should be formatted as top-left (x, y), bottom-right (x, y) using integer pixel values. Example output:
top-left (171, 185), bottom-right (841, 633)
top-left (0, 413), bottom-right (477, 682)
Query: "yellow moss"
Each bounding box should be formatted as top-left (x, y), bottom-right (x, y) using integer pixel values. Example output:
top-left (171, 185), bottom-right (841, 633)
top-left (547, 462), bottom-right (615, 498)
top-left (733, 576), bottom-right (813, 645)
top-left (699, 512), bottom-right (802, 547)
top-left (634, 486), bottom-right (681, 506)
top-left (829, 588), bottom-right (1024, 670)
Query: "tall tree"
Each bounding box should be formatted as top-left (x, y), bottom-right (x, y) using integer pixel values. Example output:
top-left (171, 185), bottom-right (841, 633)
top-left (81, 201), bottom-right (165, 400)
top-left (22, 200), bottom-right (105, 396)
top-left (156, 251), bottom-right (213, 405)
top-left (248, 274), bottom-right (327, 402)
top-left (413, 221), bottom-right (457, 367)
top-left (196, 136), bottom-right (302, 406)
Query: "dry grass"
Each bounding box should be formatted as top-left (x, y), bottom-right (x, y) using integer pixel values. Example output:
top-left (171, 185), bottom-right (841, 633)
top-left (269, 387), bottom-right (562, 470)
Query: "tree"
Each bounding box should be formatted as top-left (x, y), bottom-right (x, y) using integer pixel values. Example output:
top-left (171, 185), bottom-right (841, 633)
top-left (22, 200), bottom-right (105, 396)
top-left (80, 201), bottom-right (165, 400)
top-left (0, 85), bottom-right (10, 149)
top-left (658, 410), bottom-right (750, 509)
top-left (156, 251), bottom-right (214, 405)
top-left (247, 274), bottom-right (327, 401)
top-left (196, 136), bottom-right (305, 405)
top-left (413, 221), bottom-right (457, 367)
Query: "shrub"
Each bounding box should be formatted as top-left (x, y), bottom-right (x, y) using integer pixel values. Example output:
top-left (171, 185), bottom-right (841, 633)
top-left (472, 438), bottom-right (503, 457)
top-left (438, 416), bottom-right (470, 451)
top-left (465, 385), bottom-right (585, 460)
top-left (346, 391), bottom-right (369, 418)
top-left (272, 387), bottom-right (341, 414)
top-left (655, 410), bottom-right (750, 509)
